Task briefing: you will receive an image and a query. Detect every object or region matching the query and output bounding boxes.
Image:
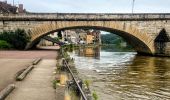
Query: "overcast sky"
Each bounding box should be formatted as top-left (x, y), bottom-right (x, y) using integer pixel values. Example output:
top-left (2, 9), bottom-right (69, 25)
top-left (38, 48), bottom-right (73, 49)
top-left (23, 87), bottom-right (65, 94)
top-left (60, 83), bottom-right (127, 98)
top-left (4, 0), bottom-right (170, 13)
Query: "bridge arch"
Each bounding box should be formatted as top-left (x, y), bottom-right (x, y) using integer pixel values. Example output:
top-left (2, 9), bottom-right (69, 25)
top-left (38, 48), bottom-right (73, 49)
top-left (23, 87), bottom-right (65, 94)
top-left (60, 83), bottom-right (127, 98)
top-left (26, 21), bottom-right (155, 55)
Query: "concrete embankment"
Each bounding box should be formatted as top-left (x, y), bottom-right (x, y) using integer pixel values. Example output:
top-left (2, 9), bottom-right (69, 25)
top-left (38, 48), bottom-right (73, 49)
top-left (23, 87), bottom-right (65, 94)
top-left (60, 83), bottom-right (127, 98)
top-left (0, 84), bottom-right (15, 100)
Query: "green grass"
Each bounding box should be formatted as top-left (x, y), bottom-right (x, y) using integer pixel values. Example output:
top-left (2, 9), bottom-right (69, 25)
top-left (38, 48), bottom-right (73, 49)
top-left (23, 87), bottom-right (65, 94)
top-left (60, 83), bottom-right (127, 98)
top-left (92, 91), bottom-right (99, 100)
top-left (84, 79), bottom-right (91, 89)
top-left (52, 79), bottom-right (60, 89)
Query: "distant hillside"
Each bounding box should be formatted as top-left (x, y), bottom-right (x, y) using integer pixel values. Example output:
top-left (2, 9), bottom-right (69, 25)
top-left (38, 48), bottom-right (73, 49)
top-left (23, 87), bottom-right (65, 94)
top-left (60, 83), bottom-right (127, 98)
top-left (101, 33), bottom-right (125, 45)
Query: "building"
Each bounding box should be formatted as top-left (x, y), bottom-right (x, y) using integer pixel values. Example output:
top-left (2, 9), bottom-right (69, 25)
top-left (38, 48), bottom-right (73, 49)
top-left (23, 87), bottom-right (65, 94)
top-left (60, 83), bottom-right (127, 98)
top-left (18, 4), bottom-right (24, 13)
top-left (86, 30), bottom-right (101, 44)
top-left (39, 29), bottom-right (101, 46)
top-left (62, 30), bottom-right (78, 44)
top-left (63, 29), bottom-right (101, 44)
top-left (76, 29), bottom-right (87, 44)
top-left (86, 34), bottom-right (94, 44)
top-left (39, 32), bottom-right (59, 46)
top-left (92, 30), bottom-right (101, 44)
top-left (0, 1), bottom-right (26, 14)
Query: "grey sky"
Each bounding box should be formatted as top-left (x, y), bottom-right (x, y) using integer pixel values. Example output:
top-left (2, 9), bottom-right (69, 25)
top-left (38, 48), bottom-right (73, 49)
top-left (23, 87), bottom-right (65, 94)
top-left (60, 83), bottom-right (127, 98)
top-left (4, 0), bottom-right (170, 13)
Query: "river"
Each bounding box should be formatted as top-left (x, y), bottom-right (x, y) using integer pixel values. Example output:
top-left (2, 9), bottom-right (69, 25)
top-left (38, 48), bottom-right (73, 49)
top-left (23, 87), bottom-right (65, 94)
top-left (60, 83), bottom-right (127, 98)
top-left (69, 46), bottom-right (170, 100)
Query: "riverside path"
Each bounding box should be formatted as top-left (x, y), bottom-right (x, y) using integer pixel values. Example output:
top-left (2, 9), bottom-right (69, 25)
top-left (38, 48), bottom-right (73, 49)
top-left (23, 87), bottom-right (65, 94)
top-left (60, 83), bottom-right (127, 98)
top-left (5, 59), bottom-right (56, 100)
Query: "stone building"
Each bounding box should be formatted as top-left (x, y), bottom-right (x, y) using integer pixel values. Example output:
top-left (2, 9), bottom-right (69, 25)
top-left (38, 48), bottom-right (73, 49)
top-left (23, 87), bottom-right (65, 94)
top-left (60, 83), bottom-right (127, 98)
top-left (62, 29), bottom-right (101, 44)
top-left (39, 29), bottom-right (101, 46)
top-left (0, 1), bottom-right (26, 14)
top-left (86, 30), bottom-right (101, 44)
top-left (39, 32), bottom-right (58, 46)
top-left (62, 30), bottom-right (78, 44)
top-left (76, 29), bottom-right (87, 44)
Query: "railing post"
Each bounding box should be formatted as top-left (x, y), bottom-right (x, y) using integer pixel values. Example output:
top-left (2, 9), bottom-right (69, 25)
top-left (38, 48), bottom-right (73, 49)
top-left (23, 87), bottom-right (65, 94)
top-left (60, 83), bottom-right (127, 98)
top-left (63, 59), bottom-right (88, 100)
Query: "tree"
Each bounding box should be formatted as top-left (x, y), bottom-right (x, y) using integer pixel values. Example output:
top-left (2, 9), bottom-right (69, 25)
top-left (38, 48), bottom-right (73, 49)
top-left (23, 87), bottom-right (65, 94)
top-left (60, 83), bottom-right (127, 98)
top-left (0, 29), bottom-right (30, 50)
top-left (58, 31), bottom-right (62, 39)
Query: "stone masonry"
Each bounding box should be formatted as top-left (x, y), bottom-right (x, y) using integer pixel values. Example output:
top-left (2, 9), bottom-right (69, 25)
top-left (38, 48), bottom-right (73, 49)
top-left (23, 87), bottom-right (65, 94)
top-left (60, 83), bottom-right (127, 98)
top-left (0, 13), bottom-right (170, 56)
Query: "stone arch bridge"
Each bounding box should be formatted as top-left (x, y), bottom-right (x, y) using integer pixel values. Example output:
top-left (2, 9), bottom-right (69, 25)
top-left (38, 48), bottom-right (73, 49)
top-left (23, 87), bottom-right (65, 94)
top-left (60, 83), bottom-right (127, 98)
top-left (0, 13), bottom-right (170, 56)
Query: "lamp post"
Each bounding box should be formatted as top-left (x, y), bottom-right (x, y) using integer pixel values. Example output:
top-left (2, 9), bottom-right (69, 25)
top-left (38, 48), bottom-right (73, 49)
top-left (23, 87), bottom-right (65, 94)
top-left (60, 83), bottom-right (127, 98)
top-left (13, 0), bottom-right (15, 13)
top-left (132, 0), bottom-right (135, 13)
top-left (13, 0), bottom-right (15, 6)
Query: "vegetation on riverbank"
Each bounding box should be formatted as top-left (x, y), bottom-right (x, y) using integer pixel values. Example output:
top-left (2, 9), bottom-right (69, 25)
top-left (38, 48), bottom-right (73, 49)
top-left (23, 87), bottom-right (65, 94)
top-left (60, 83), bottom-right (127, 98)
top-left (0, 40), bottom-right (12, 49)
top-left (0, 29), bottom-right (30, 50)
top-left (101, 34), bottom-right (124, 45)
top-left (55, 45), bottom-right (94, 99)
top-left (60, 33), bottom-right (133, 52)
top-left (92, 91), bottom-right (98, 100)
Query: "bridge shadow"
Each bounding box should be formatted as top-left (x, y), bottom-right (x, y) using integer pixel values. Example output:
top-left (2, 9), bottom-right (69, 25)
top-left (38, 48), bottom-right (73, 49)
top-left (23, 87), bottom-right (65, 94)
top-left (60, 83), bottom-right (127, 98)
top-left (32, 46), bottom-right (60, 51)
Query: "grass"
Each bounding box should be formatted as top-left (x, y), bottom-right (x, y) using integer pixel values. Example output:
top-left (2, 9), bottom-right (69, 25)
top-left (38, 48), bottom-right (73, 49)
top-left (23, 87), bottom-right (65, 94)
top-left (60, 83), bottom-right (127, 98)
top-left (92, 91), bottom-right (98, 100)
top-left (52, 79), bottom-right (60, 89)
top-left (84, 79), bottom-right (91, 89)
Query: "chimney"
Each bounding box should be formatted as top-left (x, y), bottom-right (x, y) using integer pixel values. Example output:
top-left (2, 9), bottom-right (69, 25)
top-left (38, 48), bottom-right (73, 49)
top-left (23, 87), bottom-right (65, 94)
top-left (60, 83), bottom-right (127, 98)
top-left (18, 4), bottom-right (23, 13)
top-left (3, 0), bottom-right (7, 4)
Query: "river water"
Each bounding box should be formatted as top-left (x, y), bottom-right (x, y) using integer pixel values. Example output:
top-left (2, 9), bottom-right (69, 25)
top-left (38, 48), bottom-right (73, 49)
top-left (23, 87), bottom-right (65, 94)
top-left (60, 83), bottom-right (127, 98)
top-left (69, 46), bottom-right (170, 100)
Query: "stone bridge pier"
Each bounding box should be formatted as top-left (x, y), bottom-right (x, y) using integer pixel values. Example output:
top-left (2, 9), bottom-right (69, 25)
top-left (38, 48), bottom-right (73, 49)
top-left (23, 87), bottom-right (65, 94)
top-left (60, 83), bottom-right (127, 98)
top-left (0, 13), bottom-right (170, 56)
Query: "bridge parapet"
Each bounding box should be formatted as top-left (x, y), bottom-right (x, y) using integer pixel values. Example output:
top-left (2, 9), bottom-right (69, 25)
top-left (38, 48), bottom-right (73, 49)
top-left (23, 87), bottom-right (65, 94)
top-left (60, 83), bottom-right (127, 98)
top-left (1, 13), bottom-right (170, 21)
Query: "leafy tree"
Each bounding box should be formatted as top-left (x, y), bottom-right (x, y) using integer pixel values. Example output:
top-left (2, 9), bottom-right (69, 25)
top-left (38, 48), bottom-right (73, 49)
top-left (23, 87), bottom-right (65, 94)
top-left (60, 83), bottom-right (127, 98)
top-left (0, 29), bottom-right (30, 50)
top-left (57, 31), bottom-right (62, 39)
top-left (0, 40), bottom-right (12, 49)
top-left (101, 33), bottom-right (124, 45)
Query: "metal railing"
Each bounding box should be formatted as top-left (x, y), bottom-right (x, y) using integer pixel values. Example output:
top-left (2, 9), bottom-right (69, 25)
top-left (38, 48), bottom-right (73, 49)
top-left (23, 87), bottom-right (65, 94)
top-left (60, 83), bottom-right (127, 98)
top-left (61, 48), bottom-right (88, 100)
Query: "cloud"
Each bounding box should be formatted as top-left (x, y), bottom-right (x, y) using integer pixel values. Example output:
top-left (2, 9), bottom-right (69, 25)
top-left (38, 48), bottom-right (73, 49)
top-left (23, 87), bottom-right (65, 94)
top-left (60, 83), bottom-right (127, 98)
top-left (6, 0), bottom-right (170, 13)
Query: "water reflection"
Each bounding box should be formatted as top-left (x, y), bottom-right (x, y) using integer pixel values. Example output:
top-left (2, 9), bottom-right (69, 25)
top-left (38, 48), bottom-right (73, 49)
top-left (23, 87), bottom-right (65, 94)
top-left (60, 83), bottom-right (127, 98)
top-left (69, 46), bottom-right (170, 100)
top-left (75, 46), bottom-right (100, 59)
top-left (113, 56), bottom-right (170, 99)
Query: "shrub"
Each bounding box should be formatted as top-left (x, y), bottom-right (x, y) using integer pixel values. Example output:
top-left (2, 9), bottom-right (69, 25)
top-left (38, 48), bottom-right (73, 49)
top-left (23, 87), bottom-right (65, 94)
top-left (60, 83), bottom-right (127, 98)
top-left (84, 80), bottom-right (90, 89)
top-left (0, 40), bottom-right (12, 49)
top-left (52, 79), bottom-right (60, 89)
top-left (0, 29), bottom-right (30, 50)
top-left (92, 91), bottom-right (98, 100)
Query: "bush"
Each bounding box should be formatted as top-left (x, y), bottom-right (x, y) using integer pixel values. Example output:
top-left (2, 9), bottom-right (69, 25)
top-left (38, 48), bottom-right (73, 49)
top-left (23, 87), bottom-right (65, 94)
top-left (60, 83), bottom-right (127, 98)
top-left (84, 80), bottom-right (90, 89)
top-left (92, 91), bottom-right (98, 100)
top-left (0, 40), bottom-right (12, 49)
top-left (0, 29), bottom-right (30, 50)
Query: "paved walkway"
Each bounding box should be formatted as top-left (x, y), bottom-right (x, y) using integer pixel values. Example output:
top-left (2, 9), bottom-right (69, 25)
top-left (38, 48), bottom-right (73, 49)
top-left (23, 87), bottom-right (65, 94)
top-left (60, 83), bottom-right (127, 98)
top-left (0, 59), bottom-right (34, 91)
top-left (6, 59), bottom-right (56, 100)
